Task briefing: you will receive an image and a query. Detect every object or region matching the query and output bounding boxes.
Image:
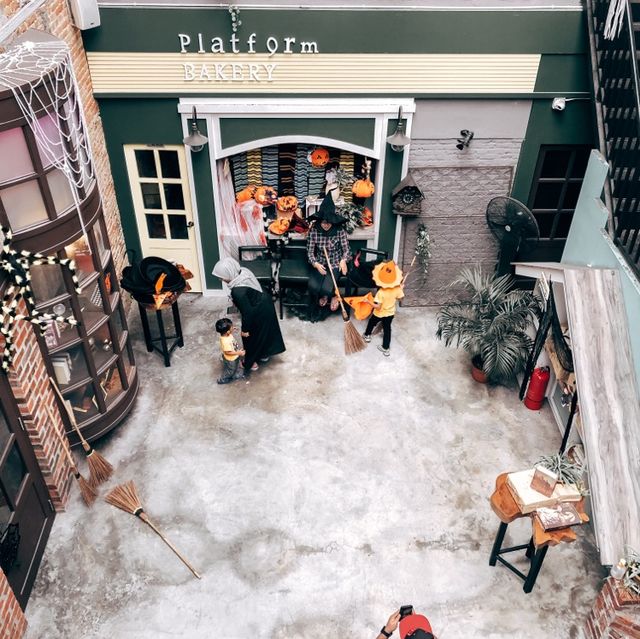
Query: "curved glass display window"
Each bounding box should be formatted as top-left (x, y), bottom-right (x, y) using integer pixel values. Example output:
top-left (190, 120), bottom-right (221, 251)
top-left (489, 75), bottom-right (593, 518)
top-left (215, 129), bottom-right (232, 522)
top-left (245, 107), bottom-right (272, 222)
top-left (28, 216), bottom-right (136, 433)
top-left (0, 57), bottom-right (138, 443)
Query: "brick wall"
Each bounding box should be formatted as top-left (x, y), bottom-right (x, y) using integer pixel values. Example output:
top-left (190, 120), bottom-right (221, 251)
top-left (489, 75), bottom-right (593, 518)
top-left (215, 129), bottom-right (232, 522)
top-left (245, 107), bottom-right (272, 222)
top-left (584, 578), bottom-right (640, 639)
top-left (400, 138), bottom-right (521, 306)
top-left (0, 576), bottom-right (26, 639)
top-left (4, 299), bottom-right (73, 508)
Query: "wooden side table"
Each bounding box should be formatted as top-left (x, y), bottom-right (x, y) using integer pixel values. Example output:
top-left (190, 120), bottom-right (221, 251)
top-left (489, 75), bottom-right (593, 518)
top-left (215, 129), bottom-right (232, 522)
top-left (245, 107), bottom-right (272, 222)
top-left (489, 473), bottom-right (588, 593)
top-left (138, 299), bottom-right (184, 367)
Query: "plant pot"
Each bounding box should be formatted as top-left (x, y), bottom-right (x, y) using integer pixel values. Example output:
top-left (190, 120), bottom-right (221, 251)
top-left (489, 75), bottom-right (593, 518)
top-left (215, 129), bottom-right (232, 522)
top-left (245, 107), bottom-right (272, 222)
top-left (471, 355), bottom-right (488, 383)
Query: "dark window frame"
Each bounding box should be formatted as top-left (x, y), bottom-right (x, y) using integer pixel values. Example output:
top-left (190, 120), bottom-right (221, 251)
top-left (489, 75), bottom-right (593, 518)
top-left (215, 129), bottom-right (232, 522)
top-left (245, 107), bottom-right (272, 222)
top-left (527, 145), bottom-right (592, 242)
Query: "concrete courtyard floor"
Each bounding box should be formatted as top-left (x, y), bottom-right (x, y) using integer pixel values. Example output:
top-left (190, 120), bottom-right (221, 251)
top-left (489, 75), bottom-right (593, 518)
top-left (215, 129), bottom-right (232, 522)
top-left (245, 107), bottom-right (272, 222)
top-left (25, 294), bottom-right (605, 639)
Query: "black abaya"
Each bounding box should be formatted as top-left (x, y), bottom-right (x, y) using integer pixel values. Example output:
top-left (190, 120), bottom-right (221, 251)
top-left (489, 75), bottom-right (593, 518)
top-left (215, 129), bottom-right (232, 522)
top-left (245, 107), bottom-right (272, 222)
top-left (231, 286), bottom-right (285, 370)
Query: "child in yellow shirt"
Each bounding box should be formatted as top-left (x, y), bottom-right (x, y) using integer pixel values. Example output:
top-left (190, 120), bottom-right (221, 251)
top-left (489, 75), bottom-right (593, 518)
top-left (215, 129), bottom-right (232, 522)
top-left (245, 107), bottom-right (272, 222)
top-left (215, 317), bottom-right (246, 384)
top-left (363, 261), bottom-right (405, 357)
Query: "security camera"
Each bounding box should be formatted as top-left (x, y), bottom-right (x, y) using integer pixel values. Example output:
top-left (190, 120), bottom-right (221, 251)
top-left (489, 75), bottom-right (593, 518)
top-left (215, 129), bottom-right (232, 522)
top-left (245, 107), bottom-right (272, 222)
top-left (552, 97), bottom-right (566, 111)
top-left (456, 129), bottom-right (474, 150)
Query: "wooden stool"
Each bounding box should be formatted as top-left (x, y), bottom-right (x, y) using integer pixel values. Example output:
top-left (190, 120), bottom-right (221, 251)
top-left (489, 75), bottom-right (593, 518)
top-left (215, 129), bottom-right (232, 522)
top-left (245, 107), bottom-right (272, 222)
top-left (489, 473), bottom-right (588, 593)
top-left (138, 299), bottom-right (184, 367)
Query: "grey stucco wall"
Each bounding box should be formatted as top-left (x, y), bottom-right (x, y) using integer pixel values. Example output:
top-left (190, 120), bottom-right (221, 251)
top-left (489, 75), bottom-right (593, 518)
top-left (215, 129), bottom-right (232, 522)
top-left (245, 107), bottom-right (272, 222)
top-left (402, 99), bottom-right (531, 305)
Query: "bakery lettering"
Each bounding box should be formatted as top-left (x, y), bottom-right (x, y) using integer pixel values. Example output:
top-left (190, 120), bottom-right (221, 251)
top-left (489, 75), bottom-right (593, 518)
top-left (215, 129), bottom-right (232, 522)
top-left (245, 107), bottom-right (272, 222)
top-left (178, 33), bottom-right (319, 83)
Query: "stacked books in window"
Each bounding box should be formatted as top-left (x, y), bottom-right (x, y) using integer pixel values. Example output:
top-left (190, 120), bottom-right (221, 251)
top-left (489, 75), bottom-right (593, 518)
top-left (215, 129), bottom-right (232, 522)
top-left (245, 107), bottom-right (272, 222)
top-left (51, 352), bottom-right (72, 385)
top-left (506, 468), bottom-right (581, 514)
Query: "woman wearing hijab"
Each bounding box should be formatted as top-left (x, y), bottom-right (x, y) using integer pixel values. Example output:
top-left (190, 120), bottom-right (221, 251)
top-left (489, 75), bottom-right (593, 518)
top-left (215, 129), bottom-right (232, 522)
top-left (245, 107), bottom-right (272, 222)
top-left (212, 257), bottom-right (285, 372)
top-left (306, 194), bottom-right (350, 311)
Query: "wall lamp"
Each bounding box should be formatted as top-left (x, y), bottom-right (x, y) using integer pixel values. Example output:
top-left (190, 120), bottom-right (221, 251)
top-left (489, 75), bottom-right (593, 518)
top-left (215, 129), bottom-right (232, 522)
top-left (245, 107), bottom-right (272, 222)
top-left (183, 106), bottom-right (208, 152)
top-left (456, 129), bottom-right (474, 151)
top-left (386, 107), bottom-right (411, 152)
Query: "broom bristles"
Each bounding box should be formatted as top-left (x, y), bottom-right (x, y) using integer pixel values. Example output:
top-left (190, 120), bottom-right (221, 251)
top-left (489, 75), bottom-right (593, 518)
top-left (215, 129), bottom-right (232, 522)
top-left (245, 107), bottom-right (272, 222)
top-left (86, 448), bottom-right (114, 488)
top-left (76, 473), bottom-right (98, 507)
top-left (105, 481), bottom-right (202, 579)
top-left (344, 319), bottom-right (367, 355)
top-left (105, 480), bottom-right (142, 514)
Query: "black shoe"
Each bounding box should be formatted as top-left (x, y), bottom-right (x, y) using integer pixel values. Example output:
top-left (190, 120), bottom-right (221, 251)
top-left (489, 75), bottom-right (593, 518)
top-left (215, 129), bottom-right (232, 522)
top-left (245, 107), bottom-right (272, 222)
top-left (217, 378), bottom-right (232, 385)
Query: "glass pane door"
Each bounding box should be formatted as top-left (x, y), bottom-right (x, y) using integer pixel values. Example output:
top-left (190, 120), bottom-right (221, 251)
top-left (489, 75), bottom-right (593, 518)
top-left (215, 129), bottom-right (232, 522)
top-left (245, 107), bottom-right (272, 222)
top-left (124, 145), bottom-right (202, 291)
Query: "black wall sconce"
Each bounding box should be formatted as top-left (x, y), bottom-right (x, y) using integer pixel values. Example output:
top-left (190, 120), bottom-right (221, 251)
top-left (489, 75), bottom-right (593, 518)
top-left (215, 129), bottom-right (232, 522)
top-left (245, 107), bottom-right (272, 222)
top-left (183, 106), bottom-right (208, 152)
top-left (456, 129), bottom-right (474, 151)
top-left (386, 106), bottom-right (411, 152)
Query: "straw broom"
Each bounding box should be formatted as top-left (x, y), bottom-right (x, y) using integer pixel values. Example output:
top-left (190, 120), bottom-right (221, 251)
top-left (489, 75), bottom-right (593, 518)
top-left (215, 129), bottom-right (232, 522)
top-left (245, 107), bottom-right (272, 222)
top-left (105, 481), bottom-right (201, 579)
top-left (372, 255), bottom-right (416, 336)
top-left (323, 246), bottom-right (366, 355)
top-left (47, 406), bottom-right (97, 507)
top-left (49, 377), bottom-right (114, 488)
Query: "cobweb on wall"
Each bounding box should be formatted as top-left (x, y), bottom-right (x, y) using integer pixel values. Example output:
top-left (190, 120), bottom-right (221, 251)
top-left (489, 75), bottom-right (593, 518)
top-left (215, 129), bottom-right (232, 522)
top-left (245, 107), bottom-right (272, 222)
top-left (0, 38), bottom-right (96, 237)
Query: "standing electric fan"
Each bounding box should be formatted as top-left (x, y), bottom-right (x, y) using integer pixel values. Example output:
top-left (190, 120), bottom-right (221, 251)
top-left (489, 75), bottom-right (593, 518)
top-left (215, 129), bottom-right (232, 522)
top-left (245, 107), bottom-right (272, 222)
top-left (486, 197), bottom-right (540, 276)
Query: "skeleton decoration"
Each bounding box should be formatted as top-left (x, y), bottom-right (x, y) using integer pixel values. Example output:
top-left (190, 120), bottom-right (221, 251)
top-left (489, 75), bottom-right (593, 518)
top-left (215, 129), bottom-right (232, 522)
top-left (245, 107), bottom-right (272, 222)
top-left (0, 226), bottom-right (81, 372)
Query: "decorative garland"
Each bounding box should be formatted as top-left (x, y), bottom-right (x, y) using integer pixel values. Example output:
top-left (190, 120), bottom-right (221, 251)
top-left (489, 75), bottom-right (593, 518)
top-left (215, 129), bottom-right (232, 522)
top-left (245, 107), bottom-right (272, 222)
top-left (0, 227), bottom-right (80, 372)
top-left (415, 223), bottom-right (431, 275)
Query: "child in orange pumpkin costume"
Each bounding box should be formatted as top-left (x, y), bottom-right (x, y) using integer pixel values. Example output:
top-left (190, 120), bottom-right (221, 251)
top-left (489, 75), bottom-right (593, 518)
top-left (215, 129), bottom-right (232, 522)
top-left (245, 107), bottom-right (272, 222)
top-left (363, 260), bottom-right (404, 357)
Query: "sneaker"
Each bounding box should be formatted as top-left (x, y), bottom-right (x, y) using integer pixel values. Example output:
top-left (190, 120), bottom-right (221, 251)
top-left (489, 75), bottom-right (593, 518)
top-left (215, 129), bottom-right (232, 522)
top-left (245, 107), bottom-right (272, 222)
top-left (217, 378), bottom-right (232, 385)
top-left (250, 362), bottom-right (259, 371)
top-left (259, 357), bottom-right (270, 363)
top-left (377, 346), bottom-right (390, 357)
top-left (363, 334), bottom-right (371, 343)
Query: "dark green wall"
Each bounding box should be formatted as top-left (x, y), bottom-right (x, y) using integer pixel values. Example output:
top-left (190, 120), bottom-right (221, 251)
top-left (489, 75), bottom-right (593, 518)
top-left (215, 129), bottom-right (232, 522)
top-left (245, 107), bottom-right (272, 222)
top-left (84, 9), bottom-right (587, 55)
top-left (511, 99), bottom-right (596, 203)
top-left (99, 99), bottom-right (219, 288)
top-left (220, 118), bottom-right (376, 150)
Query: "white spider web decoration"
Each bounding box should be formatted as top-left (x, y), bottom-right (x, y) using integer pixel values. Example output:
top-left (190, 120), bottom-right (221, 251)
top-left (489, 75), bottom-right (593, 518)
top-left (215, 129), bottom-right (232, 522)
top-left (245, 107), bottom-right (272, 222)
top-left (0, 38), bottom-right (97, 237)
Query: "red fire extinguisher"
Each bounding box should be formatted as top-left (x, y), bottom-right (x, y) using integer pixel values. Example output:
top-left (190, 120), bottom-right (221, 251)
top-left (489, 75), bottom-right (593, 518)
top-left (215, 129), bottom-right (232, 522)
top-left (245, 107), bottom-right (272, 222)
top-left (524, 366), bottom-right (550, 410)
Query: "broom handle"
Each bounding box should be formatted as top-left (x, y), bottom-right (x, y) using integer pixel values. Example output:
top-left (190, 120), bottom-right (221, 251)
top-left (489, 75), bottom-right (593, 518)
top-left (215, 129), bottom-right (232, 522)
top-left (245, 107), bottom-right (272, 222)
top-left (401, 255), bottom-right (417, 287)
top-left (49, 377), bottom-right (91, 450)
top-left (139, 513), bottom-right (202, 579)
top-left (322, 247), bottom-right (348, 319)
top-left (46, 405), bottom-right (79, 472)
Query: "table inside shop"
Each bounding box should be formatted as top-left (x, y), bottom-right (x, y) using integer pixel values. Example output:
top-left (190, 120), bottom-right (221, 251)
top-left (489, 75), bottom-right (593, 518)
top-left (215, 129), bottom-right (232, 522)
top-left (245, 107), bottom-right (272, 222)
top-left (489, 472), bottom-right (588, 593)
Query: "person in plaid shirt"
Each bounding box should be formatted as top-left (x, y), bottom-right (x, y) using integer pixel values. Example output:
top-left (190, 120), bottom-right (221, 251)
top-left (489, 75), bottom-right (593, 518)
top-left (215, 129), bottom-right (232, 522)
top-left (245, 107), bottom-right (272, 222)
top-left (307, 192), bottom-right (351, 311)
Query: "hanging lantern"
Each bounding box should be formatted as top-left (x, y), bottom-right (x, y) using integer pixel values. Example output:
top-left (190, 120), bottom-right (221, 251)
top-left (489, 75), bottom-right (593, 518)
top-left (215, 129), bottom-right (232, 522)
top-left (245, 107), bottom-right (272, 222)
top-left (236, 185), bottom-right (257, 203)
top-left (308, 148), bottom-right (330, 168)
top-left (254, 186), bottom-right (277, 205)
top-left (352, 178), bottom-right (375, 199)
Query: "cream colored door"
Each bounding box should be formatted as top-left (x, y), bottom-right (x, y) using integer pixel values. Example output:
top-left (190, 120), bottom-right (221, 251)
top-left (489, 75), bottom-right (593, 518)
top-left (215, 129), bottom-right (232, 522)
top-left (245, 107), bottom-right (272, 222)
top-left (124, 145), bottom-right (202, 291)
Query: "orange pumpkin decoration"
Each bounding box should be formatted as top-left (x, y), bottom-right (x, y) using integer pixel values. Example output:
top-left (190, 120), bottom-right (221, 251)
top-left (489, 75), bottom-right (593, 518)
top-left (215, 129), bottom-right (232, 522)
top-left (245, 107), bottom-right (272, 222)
top-left (309, 148), bottom-right (330, 168)
top-left (276, 195), bottom-right (298, 213)
top-left (254, 186), bottom-right (277, 205)
top-left (268, 218), bottom-right (290, 235)
top-left (236, 185), bottom-right (257, 203)
top-left (352, 179), bottom-right (375, 199)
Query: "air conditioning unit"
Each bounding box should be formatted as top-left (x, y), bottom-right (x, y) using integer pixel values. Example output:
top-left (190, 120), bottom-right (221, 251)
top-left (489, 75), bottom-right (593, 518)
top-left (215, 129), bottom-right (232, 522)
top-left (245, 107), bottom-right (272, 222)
top-left (68, 0), bottom-right (101, 30)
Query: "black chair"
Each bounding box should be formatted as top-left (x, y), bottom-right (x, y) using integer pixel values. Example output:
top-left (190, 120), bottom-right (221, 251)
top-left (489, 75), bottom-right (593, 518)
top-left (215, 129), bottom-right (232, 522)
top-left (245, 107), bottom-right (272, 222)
top-left (346, 248), bottom-right (389, 296)
top-left (238, 245), bottom-right (274, 293)
top-left (277, 244), bottom-right (314, 319)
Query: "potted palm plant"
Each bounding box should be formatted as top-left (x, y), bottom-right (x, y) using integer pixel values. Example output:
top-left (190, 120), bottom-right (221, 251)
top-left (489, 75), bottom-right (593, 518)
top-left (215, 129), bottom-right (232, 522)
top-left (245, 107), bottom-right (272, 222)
top-left (436, 267), bottom-right (541, 383)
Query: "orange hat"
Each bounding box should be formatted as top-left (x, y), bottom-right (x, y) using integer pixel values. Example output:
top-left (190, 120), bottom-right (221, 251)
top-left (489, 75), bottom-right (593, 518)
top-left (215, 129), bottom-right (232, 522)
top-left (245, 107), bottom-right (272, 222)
top-left (372, 260), bottom-right (403, 288)
top-left (344, 293), bottom-right (374, 320)
top-left (268, 218), bottom-right (290, 235)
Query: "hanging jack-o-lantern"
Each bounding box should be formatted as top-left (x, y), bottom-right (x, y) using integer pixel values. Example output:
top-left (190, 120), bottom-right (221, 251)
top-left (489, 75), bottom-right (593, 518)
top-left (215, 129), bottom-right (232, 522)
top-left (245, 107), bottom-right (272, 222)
top-left (236, 185), bottom-right (257, 203)
top-left (352, 178), bottom-right (375, 199)
top-left (254, 186), bottom-right (278, 205)
top-left (308, 147), bottom-right (330, 168)
top-left (276, 196), bottom-right (298, 214)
